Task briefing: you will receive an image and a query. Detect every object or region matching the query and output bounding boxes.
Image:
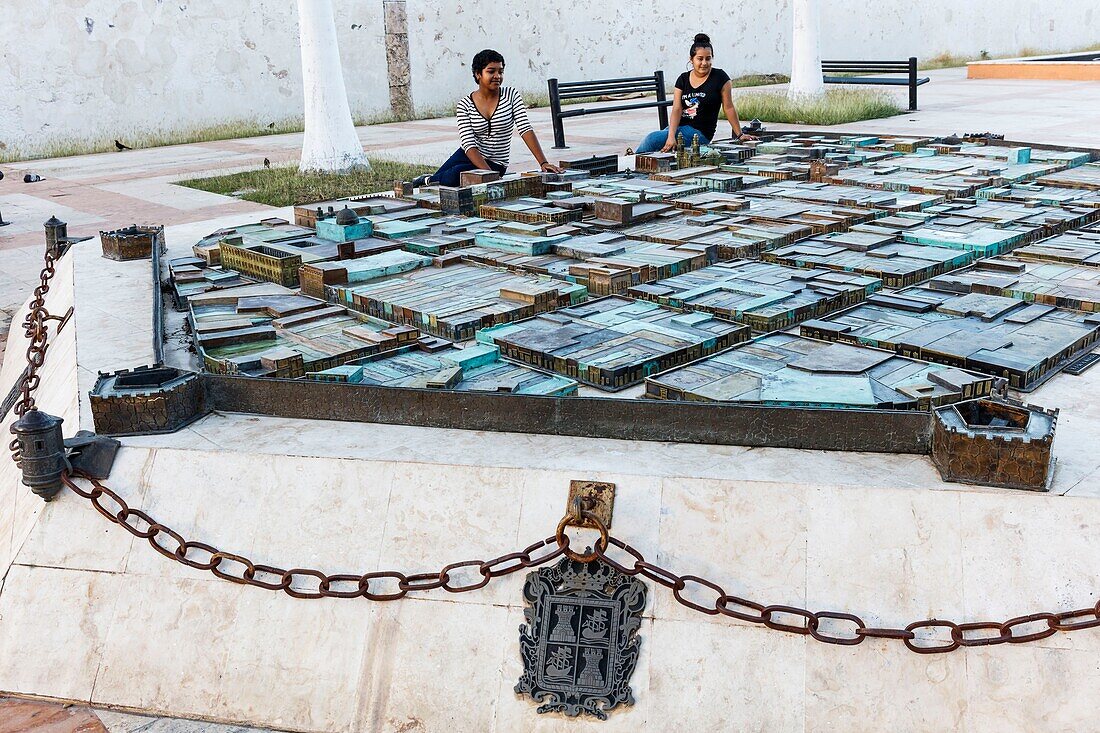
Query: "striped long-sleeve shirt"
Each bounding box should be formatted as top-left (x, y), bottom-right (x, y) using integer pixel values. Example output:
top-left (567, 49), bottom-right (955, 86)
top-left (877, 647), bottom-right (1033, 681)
top-left (456, 87), bottom-right (533, 168)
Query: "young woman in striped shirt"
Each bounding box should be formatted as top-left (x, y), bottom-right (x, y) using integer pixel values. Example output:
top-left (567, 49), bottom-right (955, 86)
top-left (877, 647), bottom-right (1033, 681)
top-left (413, 49), bottom-right (562, 188)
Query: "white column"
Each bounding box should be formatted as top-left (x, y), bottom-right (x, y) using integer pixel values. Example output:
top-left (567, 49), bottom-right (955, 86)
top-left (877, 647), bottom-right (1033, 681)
top-left (297, 0), bottom-right (370, 173)
top-left (787, 0), bottom-right (825, 101)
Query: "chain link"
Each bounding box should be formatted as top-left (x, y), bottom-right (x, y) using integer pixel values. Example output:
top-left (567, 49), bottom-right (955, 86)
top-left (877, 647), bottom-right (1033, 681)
top-left (58, 469), bottom-right (1100, 654)
top-left (59, 470), bottom-right (568, 602)
top-left (11, 251), bottom-right (59, 421)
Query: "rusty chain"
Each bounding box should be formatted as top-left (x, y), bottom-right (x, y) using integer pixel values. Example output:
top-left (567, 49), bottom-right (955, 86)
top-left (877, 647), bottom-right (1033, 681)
top-left (590, 537), bottom-right (1100, 653)
top-left (60, 469), bottom-right (568, 600)
top-left (11, 242), bottom-right (1099, 654)
top-left (8, 248), bottom-right (61, 462)
top-left (60, 470), bottom-right (1100, 654)
top-left (15, 249), bottom-right (58, 417)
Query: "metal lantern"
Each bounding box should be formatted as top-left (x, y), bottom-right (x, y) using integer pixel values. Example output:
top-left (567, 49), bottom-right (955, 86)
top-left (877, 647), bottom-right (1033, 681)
top-left (10, 408), bottom-right (66, 501)
top-left (43, 216), bottom-right (67, 259)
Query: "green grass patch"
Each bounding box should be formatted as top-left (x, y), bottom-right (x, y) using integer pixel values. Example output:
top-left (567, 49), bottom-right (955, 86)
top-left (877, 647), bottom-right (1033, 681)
top-left (730, 73), bottom-right (790, 88)
top-left (177, 160), bottom-right (434, 208)
top-left (0, 118), bottom-right (304, 164)
top-left (728, 88), bottom-right (902, 126)
top-left (919, 41), bottom-right (1100, 70)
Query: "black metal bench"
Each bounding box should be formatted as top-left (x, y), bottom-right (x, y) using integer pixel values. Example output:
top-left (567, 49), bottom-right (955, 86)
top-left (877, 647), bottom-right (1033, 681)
top-left (821, 57), bottom-right (928, 111)
top-left (547, 70), bottom-right (670, 149)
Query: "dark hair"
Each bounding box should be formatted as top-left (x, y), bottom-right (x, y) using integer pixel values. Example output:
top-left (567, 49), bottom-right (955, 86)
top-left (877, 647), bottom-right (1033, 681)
top-left (472, 49), bottom-right (505, 81)
top-left (690, 33), bottom-right (713, 57)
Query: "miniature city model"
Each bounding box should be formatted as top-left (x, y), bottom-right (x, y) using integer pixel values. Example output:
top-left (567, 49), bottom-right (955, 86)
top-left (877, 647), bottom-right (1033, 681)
top-left (477, 296), bottom-right (749, 391)
top-left (188, 283), bottom-right (420, 377)
top-left (145, 133), bottom-right (1100, 490)
top-left (627, 260), bottom-right (881, 332)
top-left (646, 332), bottom-right (995, 409)
top-left (928, 257), bottom-right (1100, 312)
top-left (307, 341), bottom-right (578, 396)
top-left (801, 287), bottom-right (1100, 390)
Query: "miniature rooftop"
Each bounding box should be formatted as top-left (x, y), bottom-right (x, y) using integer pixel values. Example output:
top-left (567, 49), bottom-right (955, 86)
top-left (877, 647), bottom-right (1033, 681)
top-left (766, 230), bottom-right (975, 288)
top-left (477, 296), bottom-right (748, 391)
top-left (928, 256), bottom-right (1100, 312)
top-left (188, 282), bottom-right (420, 377)
top-left (309, 341), bottom-right (578, 396)
top-left (628, 259), bottom-right (881, 332)
top-left (646, 332), bottom-right (994, 409)
top-left (802, 286), bottom-right (1100, 390)
top-left (1013, 226), bottom-right (1100, 266)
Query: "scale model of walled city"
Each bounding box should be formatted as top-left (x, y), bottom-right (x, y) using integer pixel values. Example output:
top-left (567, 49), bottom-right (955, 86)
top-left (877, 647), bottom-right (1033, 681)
top-left (84, 132), bottom-right (1100, 492)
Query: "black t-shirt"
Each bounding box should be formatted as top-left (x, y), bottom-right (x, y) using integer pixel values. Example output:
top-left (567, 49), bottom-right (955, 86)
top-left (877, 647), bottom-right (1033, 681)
top-left (674, 68), bottom-right (731, 141)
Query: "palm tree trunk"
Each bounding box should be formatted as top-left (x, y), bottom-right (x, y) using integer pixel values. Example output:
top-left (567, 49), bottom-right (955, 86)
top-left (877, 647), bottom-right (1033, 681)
top-left (297, 0), bottom-right (370, 173)
top-left (788, 0), bottom-right (825, 100)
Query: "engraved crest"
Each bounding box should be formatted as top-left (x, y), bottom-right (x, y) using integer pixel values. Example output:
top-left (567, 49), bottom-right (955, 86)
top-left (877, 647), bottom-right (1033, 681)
top-left (515, 555), bottom-right (647, 719)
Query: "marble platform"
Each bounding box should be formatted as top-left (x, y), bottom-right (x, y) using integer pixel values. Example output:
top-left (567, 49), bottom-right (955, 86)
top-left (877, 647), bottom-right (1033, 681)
top-left (0, 205), bottom-right (1099, 733)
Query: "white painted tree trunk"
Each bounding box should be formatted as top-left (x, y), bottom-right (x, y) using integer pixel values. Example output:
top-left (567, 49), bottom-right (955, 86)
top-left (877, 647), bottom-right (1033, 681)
top-left (788, 0), bottom-right (825, 101)
top-left (297, 0), bottom-right (370, 173)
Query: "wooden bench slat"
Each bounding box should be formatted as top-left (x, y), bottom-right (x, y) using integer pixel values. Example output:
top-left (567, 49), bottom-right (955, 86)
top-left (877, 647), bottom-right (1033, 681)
top-left (823, 76), bottom-right (929, 85)
top-left (557, 100), bottom-right (673, 119)
top-left (821, 66), bottom-right (910, 72)
top-left (557, 75), bottom-right (654, 89)
top-left (822, 59), bottom-right (913, 66)
top-left (557, 82), bottom-right (661, 99)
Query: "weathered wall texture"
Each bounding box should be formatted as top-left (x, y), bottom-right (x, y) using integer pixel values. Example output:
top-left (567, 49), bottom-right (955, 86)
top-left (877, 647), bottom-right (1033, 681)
top-left (405, 0), bottom-right (1098, 109)
top-left (0, 0), bottom-right (1096, 158)
top-left (0, 0), bottom-right (388, 158)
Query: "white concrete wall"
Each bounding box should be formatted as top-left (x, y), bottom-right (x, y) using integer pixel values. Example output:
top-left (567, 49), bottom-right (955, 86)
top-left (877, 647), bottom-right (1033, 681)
top-left (0, 0), bottom-right (389, 159)
top-left (0, 0), bottom-right (1096, 158)
top-left (405, 0), bottom-right (1098, 109)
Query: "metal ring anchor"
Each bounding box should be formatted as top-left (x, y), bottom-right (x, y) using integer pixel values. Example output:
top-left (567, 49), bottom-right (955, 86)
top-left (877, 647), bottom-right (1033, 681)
top-left (555, 496), bottom-right (609, 563)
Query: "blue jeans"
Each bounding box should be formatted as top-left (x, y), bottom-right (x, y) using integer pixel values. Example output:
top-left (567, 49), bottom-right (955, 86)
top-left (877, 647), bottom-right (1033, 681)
top-left (432, 148), bottom-right (507, 187)
top-left (635, 125), bottom-right (709, 154)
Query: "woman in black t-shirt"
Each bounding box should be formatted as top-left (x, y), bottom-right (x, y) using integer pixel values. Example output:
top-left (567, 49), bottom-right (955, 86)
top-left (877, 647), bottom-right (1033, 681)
top-left (634, 33), bottom-right (757, 154)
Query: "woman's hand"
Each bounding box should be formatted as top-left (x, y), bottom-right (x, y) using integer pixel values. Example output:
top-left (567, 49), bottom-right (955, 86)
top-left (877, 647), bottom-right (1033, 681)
top-left (736, 132), bottom-right (759, 142)
top-left (540, 161), bottom-right (564, 174)
top-left (660, 137), bottom-right (677, 153)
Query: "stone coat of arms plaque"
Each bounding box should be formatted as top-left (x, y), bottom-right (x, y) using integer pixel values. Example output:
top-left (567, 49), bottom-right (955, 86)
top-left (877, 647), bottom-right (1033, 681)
top-left (515, 555), bottom-right (647, 719)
